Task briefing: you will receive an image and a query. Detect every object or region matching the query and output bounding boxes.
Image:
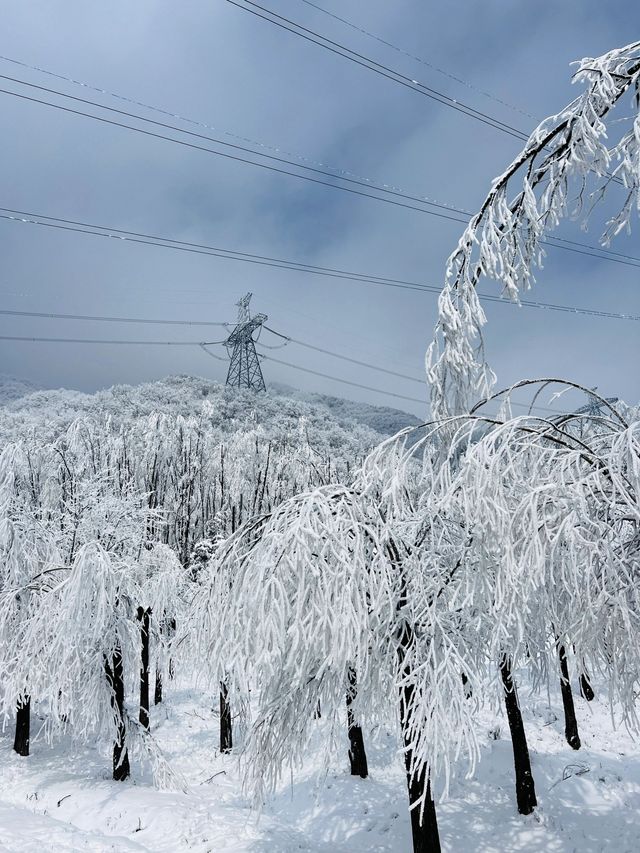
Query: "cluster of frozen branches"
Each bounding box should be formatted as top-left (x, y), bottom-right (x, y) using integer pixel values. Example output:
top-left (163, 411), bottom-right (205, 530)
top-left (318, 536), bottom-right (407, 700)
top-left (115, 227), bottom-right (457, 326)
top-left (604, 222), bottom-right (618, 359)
top-left (185, 380), bottom-right (637, 851)
top-left (427, 40), bottom-right (640, 419)
top-left (0, 407), bottom-right (361, 782)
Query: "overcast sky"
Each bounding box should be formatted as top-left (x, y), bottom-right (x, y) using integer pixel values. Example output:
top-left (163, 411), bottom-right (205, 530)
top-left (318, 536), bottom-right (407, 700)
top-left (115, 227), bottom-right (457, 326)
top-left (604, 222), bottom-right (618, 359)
top-left (1, 0), bottom-right (639, 416)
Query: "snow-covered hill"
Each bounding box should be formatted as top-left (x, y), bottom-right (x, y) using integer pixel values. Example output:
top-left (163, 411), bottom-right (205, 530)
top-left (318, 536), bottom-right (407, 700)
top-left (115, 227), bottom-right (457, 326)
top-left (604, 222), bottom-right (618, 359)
top-left (0, 374), bottom-right (41, 406)
top-left (268, 381), bottom-right (424, 436)
top-left (0, 374), bottom-right (421, 448)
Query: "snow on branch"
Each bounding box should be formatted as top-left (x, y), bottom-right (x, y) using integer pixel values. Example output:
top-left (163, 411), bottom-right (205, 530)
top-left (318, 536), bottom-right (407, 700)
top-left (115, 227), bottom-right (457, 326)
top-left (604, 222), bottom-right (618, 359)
top-left (427, 41), bottom-right (640, 418)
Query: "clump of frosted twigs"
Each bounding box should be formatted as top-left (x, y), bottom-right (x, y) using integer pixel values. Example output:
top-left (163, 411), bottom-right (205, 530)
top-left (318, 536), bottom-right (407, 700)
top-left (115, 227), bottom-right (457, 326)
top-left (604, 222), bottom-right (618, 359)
top-left (427, 42), bottom-right (640, 419)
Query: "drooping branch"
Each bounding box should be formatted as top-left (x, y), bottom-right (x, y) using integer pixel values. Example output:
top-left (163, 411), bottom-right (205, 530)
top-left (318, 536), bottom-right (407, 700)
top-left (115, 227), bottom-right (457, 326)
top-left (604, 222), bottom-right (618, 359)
top-left (427, 42), bottom-right (640, 418)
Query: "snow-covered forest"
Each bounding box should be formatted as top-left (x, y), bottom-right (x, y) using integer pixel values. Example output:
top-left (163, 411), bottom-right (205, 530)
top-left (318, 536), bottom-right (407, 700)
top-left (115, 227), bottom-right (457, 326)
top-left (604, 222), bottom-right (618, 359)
top-left (0, 8), bottom-right (639, 853)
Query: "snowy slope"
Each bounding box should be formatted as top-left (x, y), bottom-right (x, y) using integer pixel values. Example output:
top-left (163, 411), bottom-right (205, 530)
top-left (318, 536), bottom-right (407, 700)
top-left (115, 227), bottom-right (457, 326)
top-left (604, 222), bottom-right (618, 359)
top-left (0, 678), bottom-right (638, 852)
top-left (0, 375), bottom-right (41, 406)
top-left (0, 375), bottom-right (422, 439)
top-left (268, 381), bottom-right (424, 436)
top-left (0, 375), bottom-right (383, 452)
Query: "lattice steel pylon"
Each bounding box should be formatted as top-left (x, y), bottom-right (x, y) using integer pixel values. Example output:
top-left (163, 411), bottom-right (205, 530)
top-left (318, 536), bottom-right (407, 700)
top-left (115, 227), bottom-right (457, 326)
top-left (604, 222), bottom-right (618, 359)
top-left (224, 293), bottom-right (268, 391)
top-left (574, 387), bottom-right (619, 416)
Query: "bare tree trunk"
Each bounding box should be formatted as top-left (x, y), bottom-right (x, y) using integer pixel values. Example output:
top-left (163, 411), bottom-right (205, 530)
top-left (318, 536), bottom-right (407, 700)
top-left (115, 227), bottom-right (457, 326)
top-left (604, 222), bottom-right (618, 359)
top-left (500, 656), bottom-right (536, 815)
top-left (579, 670), bottom-right (595, 702)
top-left (220, 681), bottom-right (233, 753)
top-left (557, 642), bottom-right (580, 750)
top-left (346, 667), bottom-right (368, 778)
top-left (388, 538), bottom-right (441, 853)
top-left (399, 671), bottom-right (441, 852)
top-left (154, 670), bottom-right (163, 705)
top-left (461, 671), bottom-right (472, 698)
top-left (105, 647), bottom-right (130, 781)
top-left (138, 607), bottom-right (151, 731)
top-left (168, 618), bottom-right (176, 680)
top-left (13, 696), bottom-right (30, 756)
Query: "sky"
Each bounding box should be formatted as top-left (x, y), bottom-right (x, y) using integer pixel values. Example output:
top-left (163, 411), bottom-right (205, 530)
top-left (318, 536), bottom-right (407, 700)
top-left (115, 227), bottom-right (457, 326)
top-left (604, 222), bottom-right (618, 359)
top-left (0, 0), bottom-right (639, 417)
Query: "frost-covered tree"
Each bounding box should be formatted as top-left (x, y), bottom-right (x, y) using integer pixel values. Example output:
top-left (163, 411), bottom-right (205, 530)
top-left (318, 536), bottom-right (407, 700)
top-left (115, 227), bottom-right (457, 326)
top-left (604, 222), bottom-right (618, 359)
top-left (363, 378), bottom-right (640, 821)
top-left (427, 41), bottom-right (640, 419)
top-left (195, 480), bottom-right (483, 853)
top-left (24, 419), bottom-right (150, 780)
top-left (135, 542), bottom-right (185, 730)
top-left (0, 441), bottom-right (62, 756)
top-left (410, 41), bottom-right (640, 825)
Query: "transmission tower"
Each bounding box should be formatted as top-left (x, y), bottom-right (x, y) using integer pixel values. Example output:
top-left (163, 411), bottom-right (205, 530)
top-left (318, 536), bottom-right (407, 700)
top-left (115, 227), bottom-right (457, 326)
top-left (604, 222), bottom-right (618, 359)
top-left (574, 387), bottom-right (619, 416)
top-left (224, 293), bottom-right (268, 391)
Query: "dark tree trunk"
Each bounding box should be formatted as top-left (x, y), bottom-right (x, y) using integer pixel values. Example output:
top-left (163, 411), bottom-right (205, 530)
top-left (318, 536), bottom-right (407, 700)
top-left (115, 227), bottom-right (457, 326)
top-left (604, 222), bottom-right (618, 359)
top-left (154, 669), bottom-right (163, 705)
top-left (461, 671), bottom-right (472, 698)
top-left (388, 539), bottom-right (441, 853)
top-left (399, 674), bottom-right (441, 852)
top-left (404, 759), bottom-right (440, 853)
top-left (138, 607), bottom-right (151, 731)
top-left (500, 656), bottom-right (537, 815)
top-left (168, 618), bottom-right (176, 681)
top-left (105, 647), bottom-right (130, 781)
top-left (13, 696), bottom-right (31, 756)
top-left (346, 667), bottom-right (368, 778)
top-left (579, 670), bottom-right (595, 702)
top-left (557, 643), bottom-right (581, 750)
top-left (219, 681), bottom-right (233, 753)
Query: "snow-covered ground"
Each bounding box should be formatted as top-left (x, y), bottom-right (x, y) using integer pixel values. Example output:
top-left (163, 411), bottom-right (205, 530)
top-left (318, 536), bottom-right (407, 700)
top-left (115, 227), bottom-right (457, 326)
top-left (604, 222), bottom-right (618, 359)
top-left (0, 682), bottom-right (638, 852)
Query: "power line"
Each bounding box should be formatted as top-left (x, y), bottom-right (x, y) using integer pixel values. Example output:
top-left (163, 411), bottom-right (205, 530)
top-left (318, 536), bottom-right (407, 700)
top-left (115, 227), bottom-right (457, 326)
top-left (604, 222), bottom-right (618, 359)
top-left (256, 349), bottom-right (427, 404)
top-left (0, 308), bottom-right (229, 327)
top-left (0, 332), bottom-right (563, 415)
top-left (0, 308), bottom-right (574, 415)
top-left (200, 342), bottom-right (231, 362)
top-left (255, 348), bottom-right (561, 414)
top-left (295, 0), bottom-right (537, 120)
top-left (0, 78), bottom-right (467, 223)
top-left (0, 332), bottom-right (427, 407)
top-left (0, 60), bottom-right (632, 266)
top-left (0, 335), bottom-right (210, 345)
top-left (0, 60), bottom-right (469, 218)
top-left (1, 76), bottom-right (637, 268)
top-left (261, 326), bottom-right (561, 414)
top-left (263, 325), bottom-right (424, 383)
top-left (226, 0), bottom-right (530, 141)
top-left (0, 209), bottom-right (441, 286)
top-left (227, 1), bottom-right (630, 196)
top-left (0, 307), bottom-right (585, 410)
top-left (2, 209), bottom-right (640, 321)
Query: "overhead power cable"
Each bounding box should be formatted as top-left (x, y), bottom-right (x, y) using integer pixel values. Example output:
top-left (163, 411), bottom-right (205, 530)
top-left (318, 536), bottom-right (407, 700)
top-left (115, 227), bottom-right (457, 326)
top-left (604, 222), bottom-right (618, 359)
top-left (0, 330), bottom-right (561, 414)
top-left (199, 342), bottom-right (231, 362)
top-left (256, 349), bottom-right (427, 404)
top-left (0, 335), bottom-right (215, 346)
top-left (296, 0), bottom-right (536, 120)
top-left (0, 308), bottom-right (229, 327)
top-left (0, 307), bottom-right (573, 408)
top-left (226, 0), bottom-right (531, 141)
top-left (2, 209), bottom-right (640, 322)
top-left (0, 332), bottom-right (426, 407)
top-left (255, 347), bottom-right (560, 414)
top-left (3, 307), bottom-right (425, 384)
top-left (261, 326), bottom-right (562, 414)
top-left (263, 325), bottom-right (424, 383)
top-left (1, 76), bottom-right (636, 267)
top-left (0, 59), bottom-right (632, 265)
top-left (0, 77), bottom-right (466, 223)
top-left (0, 60), bottom-right (466, 217)
top-left (227, 1), bottom-right (630, 195)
